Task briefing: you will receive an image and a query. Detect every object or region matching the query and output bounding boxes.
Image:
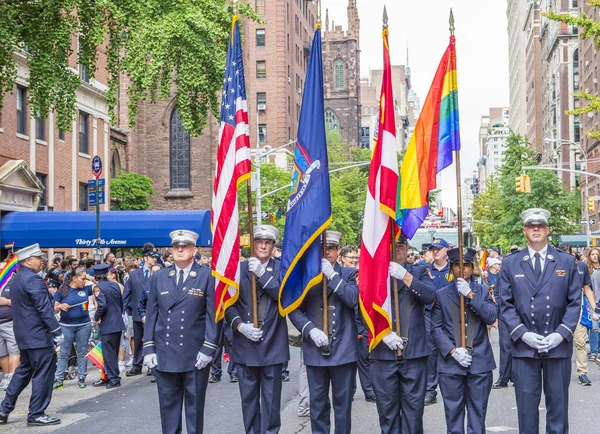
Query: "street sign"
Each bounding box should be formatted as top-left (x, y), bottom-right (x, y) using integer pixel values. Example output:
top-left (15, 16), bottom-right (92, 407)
top-left (88, 179), bottom-right (105, 206)
top-left (580, 219), bottom-right (596, 225)
top-left (92, 155), bottom-right (103, 179)
top-left (252, 212), bottom-right (269, 219)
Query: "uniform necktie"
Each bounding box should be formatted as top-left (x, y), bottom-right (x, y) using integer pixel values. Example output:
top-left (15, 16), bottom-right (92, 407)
top-left (144, 269), bottom-right (150, 282)
top-left (177, 270), bottom-right (185, 291)
top-left (534, 252), bottom-right (542, 278)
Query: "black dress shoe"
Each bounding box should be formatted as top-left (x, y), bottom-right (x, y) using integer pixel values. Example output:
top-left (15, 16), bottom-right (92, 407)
top-left (282, 373), bottom-right (290, 382)
top-left (0, 411), bottom-right (8, 423)
top-left (106, 382), bottom-right (121, 389)
top-left (230, 375), bottom-right (239, 383)
top-left (365, 395), bottom-right (377, 403)
top-left (424, 394), bottom-right (437, 406)
top-left (27, 415), bottom-right (61, 427)
top-left (151, 376), bottom-right (157, 383)
top-left (208, 375), bottom-right (220, 383)
top-left (492, 381), bottom-right (508, 389)
top-left (93, 379), bottom-right (110, 387)
top-left (126, 368), bottom-right (142, 377)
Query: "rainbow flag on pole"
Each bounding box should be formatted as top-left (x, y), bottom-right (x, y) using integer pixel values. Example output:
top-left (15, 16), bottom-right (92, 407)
top-left (396, 35), bottom-right (461, 238)
top-left (0, 256), bottom-right (19, 289)
top-left (86, 343), bottom-right (104, 371)
top-left (4, 242), bottom-right (14, 249)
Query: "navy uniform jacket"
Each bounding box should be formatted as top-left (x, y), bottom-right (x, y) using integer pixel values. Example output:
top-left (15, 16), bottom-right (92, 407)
top-left (11, 266), bottom-right (61, 349)
top-left (289, 263), bottom-right (358, 367)
top-left (498, 245), bottom-right (581, 359)
top-left (137, 281), bottom-right (151, 319)
top-left (123, 267), bottom-right (151, 322)
top-left (143, 262), bottom-right (221, 372)
top-left (93, 280), bottom-right (126, 335)
top-left (431, 280), bottom-right (497, 374)
top-left (369, 264), bottom-right (436, 361)
top-left (225, 258), bottom-right (290, 367)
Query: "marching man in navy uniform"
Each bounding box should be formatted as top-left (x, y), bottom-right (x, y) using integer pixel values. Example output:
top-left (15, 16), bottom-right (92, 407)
top-left (92, 264), bottom-right (125, 389)
top-left (289, 230), bottom-right (358, 434)
top-left (123, 243), bottom-right (159, 376)
top-left (0, 244), bottom-right (62, 427)
top-left (225, 225), bottom-right (289, 434)
top-left (431, 247), bottom-right (498, 434)
top-left (143, 230), bottom-right (221, 434)
top-left (498, 208), bottom-right (581, 434)
top-left (369, 233), bottom-right (436, 434)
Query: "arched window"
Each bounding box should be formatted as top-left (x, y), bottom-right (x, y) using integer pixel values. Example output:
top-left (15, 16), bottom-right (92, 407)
top-left (325, 110), bottom-right (339, 130)
top-left (110, 152), bottom-right (121, 178)
top-left (169, 109), bottom-right (191, 190)
top-left (334, 59), bottom-right (344, 89)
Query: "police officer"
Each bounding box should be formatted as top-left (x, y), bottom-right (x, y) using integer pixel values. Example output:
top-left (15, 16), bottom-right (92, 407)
top-left (369, 233), bottom-right (436, 434)
top-left (123, 243), bottom-right (159, 376)
top-left (498, 208), bottom-right (581, 434)
top-left (92, 264), bottom-right (125, 388)
top-left (289, 231), bottom-right (358, 434)
top-left (225, 225), bottom-right (290, 434)
top-left (143, 230), bottom-right (221, 434)
top-left (0, 244), bottom-right (62, 427)
top-left (431, 247), bottom-right (498, 434)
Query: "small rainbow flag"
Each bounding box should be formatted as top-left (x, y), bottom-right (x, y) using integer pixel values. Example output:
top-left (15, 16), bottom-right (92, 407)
top-left (480, 249), bottom-right (488, 271)
top-left (4, 242), bottom-right (14, 249)
top-left (0, 256), bottom-right (19, 289)
top-left (86, 343), bottom-right (104, 371)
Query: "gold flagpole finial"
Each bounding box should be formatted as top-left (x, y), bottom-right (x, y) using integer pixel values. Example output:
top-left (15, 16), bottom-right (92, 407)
top-left (233, 0), bottom-right (238, 15)
top-left (316, 0), bottom-right (322, 29)
top-left (383, 5), bottom-right (388, 28)
top-left (449, 8), bottom-right (455, 36)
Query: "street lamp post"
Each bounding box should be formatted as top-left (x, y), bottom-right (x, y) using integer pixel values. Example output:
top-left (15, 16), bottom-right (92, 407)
top-left (544, 138), bottom-right (590, 247)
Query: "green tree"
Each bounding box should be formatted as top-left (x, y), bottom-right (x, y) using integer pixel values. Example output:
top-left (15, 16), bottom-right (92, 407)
top-left (110, 172), bottom-right (155, 210)
top-left (472, 176), bottom-right (502, 247)
top-left (546, 2), bottom-right (600, 139)
top-left (0, 1), bottom-right (260, 135)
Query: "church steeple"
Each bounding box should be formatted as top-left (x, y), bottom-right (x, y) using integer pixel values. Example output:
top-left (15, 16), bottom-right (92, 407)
top-left (325, 8), bottom-right (329, 32)
top-left (347, 0), bottom-right (360, 43)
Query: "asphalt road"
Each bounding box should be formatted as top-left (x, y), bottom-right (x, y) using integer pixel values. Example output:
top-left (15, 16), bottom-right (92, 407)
top-left (4, 331), bottom-right (600, 433)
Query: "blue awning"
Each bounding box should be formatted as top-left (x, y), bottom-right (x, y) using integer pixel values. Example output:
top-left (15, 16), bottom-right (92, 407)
top-left (0, 210), bottom-right (212, 248)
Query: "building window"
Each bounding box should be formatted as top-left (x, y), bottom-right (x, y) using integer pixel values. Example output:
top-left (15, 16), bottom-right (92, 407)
top-left (334, 59), bottom-right (344, 89)
top-left (58, 128), bottom-right (65, 141)
top-left (256, 29), bottom-right (266, 47)
top-left (361, 127), bottom-right (370, 148)
top-left (575, 114), bottom-right (581, 143)
top-left (36, 173), bottom-right (47, 206)
top-left (79, 182), bottom-right (88, 211)
top-left (256, 0), bottom-right (265, 15)
top-left (257, 92), bottom-right (267, 110)
top-left (325, 110), bottom-right (339, 130)
top-left (16, 85), bottom-right (27, 135)
top-left (111, 152), bottom-right (120, 178)
top-left (79, 111), bottom-right (89, 154)
top-left (258, 124), bottom-right (267, 143)
top-left (256, 60), bottom-right (266, 79)
top-left (35, 109), bottom-right (45, 141)
top-left (169, 108), bottom-right (191, 190)
top-left (80, 64), bottom-right (89, 83)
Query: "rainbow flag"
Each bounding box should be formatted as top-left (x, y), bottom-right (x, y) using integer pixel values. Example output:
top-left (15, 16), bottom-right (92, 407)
top-left (0, 256), bottom-right (19, 289)
top-left (86, 343), bottom-right (104, 370)
top-left (479, 249), bottom-right (488, 271)
top-left (4, 242), bottom-right (14, 249)
top-left (71, 301), bottom-right (89, 313)
top-left (396, 35), bottom-right (461, 238)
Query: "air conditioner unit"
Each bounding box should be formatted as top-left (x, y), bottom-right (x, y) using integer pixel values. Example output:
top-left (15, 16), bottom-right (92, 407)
top-left (586, 60), bottom-right (591, 66)
top-left (588, 112), bottom-right (595, 118)
top-left (257, 103), bottom-right (266, 111)
top-left (287, 77), bottom-right (291, 84)
top-left (297, 88), bottom-right (302, 94)
top-left (594, 78), bottom-right (598, 85)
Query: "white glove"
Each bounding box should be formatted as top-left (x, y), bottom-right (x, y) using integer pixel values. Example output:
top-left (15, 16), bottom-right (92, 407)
top-left (195, 352), bottom-right (212, 370)
top-left (54, 334), bottom-right (65, 346)
top-left (538, 332), bottom-right (564, 353)
top-left (456, 278), bottom-right (471, 297)
top-left (389, 262), bottom-right (407, 280)
top-left (247, 257), bottom-right (266, 278)
top-left (521, 332), bottom-right (546, 350)
top-left (309, 328), bottom-right (329, 347)
top-left (238, 323), bottom-right (263, 342)
top-left (382, 331), bottom-right (404, 351)
top-left (451, 347), bottom-right (472, 368)
top-left (143, 353), bottom-right (158, 369)
top-left (321, 259), bottom-right (337, 280)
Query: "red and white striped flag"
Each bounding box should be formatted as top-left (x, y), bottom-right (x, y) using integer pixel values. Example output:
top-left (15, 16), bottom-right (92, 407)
top-left (212, 15), bottom-right (251, 322)
top-left (359, 24), bottom-right (399, 350)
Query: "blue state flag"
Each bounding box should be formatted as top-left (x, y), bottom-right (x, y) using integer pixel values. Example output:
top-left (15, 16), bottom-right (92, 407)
top-left (279, 27), bottom-right (331, 315)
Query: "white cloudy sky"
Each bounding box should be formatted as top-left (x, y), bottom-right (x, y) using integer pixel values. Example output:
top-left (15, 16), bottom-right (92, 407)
top-left (322, 0), bottom-right (510, 207)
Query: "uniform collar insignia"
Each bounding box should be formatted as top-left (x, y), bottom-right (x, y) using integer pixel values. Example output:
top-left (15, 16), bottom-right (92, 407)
top-left (522, 255), bottom-right (530, 261)
top-left (190, 271), bottom-right (197, 277)
top-left (547, 254), bottom-right (554, 260)
top-left (169, 270), bottom-right (176, 277)
top-left (266, 267), bottom-right (273, 272)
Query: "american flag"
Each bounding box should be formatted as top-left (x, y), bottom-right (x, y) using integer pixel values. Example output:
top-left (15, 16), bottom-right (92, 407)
top-left (212, 15), bottom-right (251, 322)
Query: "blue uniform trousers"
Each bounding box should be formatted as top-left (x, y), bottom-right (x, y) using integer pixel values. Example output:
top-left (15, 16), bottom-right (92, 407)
top-left (353, 336), bottom-right (374, 399)
top-left (370, 357), bottom-right (427, 434)
top-left (497, 320), bottom-right (512, 384)
top-left (0, 347), bottom-right (57, 420)
top-left (154, 367), bottom-right (210, 434)
top-left (132, 320), bottom-right (144, 370)
top-left (425, 311), bottom-right (438, 397)
top-left (438, 371), bottom-right (493, 434)
top-left (306, 362), bottom-right (356, 434)
top-left (101, 332), bottom-right (121, 384)
top-left (512, 357), bottom-right (570, 434)
top-left (237, 363), bottom-right (283, 434)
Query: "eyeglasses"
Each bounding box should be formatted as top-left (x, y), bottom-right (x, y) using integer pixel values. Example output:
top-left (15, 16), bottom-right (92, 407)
top-left (343, 256), bottom-right (359, 261)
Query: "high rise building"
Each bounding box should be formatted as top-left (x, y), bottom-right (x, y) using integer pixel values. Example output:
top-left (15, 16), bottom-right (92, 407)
top-left (478, 107), bottom-right (510, 188)
top-left (506, 0), bottom-right (528, 137)
top-left (524, 1), bottom-right (543, 154)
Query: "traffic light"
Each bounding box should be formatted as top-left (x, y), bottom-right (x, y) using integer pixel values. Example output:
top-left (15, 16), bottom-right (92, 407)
top-left (515, 174), bottom-right (531, 193)
top-left (588, 197), bottom-right (595, 213)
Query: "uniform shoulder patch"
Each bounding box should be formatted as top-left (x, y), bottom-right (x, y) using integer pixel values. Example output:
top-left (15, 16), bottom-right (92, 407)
top-left (445, 273), bottom-right (453, 282)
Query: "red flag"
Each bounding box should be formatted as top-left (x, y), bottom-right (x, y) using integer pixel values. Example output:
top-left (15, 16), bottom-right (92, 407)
top-left (211, 15), bottom-right (251, 321)
top-left (358, 24), bottom-right (399, 350)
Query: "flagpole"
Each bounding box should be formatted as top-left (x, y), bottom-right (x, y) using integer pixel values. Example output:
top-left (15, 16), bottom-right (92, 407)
top-left (390, 221), bottom-right (403, 362)
top-left (449, 8), bottom-right (466, 349)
